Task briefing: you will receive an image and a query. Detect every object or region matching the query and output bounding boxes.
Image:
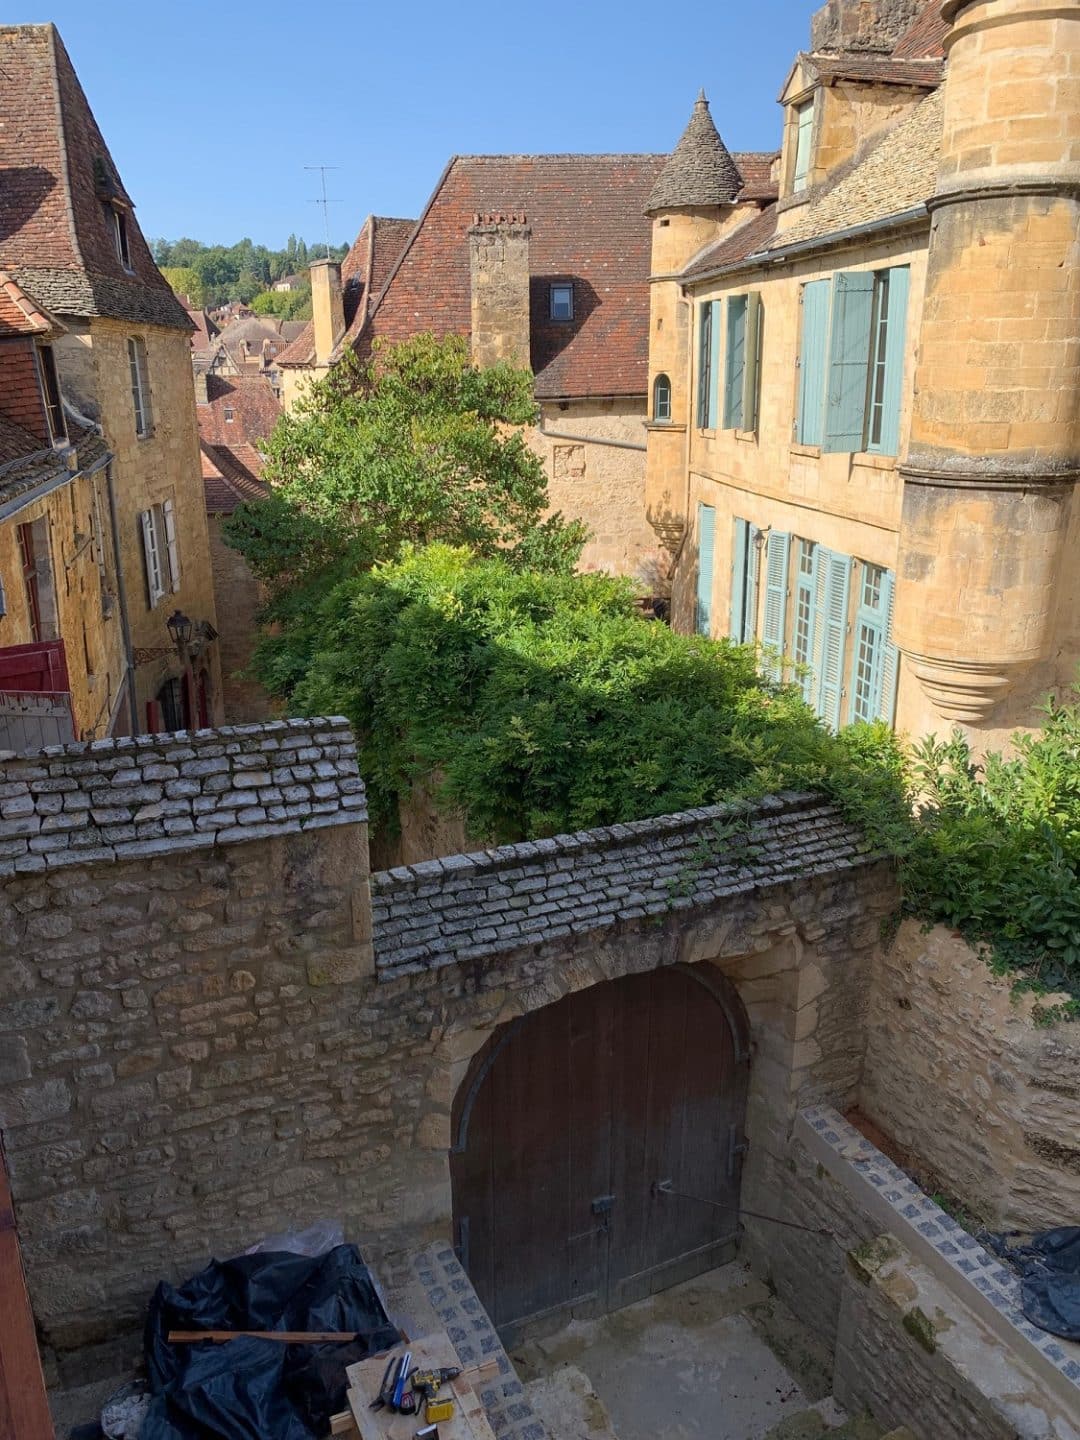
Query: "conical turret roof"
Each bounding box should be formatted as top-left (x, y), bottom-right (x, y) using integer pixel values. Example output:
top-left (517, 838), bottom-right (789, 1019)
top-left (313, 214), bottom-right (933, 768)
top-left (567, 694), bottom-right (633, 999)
top-left (646, 91), bottom-right (743, 213)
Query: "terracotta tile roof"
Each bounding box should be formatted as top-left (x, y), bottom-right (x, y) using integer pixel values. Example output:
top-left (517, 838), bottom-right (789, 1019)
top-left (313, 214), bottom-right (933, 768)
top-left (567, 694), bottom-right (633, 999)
top-left (201, 441), bottom-right (269, 514)
top-left (0, 340), bottom-right (50, 442)
top-left (803, 51), bottom-right (943, 87)
top-left (646, 93), bottom-right (743, 212)
top-left (892, 0), bottom-right (949, 59)
top-left (772, 86), bottom-right (943, 249)
top-left (0, 273), bottom-right (53, 337)
top-left (197, 373), bottom-right (281, 447)
top-left (736, 153), bottom-right (781, 202)
top-left (183, 299), bottom-right (220, 356)
top-left (0, 25), bottom-right (190, 330)
top-left (277, 215), bottom-right (416, 368)
top-left (682, 207), bottom-right (780, 280)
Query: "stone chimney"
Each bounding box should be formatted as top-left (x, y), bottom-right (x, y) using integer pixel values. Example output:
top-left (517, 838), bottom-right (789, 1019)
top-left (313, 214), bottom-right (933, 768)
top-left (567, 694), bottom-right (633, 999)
top-left (193, 369), bottom-right (208, 405)
top-left (810, 0), bottom-right (920, 52)
top-left (311, 258), bottom-right (346, 366)
top-left (468, 214), bottom-right (532, 371)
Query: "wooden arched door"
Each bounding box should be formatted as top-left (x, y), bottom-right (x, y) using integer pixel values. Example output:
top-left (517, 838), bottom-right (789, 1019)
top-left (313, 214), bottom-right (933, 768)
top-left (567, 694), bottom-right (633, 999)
top-left (450, 965), bottom-right (750, 1340)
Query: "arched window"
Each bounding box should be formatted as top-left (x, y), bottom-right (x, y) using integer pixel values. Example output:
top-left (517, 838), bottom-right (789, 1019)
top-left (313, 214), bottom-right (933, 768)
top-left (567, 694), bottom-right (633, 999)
top-left (653, 373), bottom-right (672, 422)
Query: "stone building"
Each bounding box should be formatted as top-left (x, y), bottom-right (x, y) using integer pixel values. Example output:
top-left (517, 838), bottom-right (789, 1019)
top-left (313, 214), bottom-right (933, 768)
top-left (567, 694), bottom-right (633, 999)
top-left (0, 24), bottom-right (223, 733)
top-left (0, 273), bottom-right (128, 745)
top-left (276, 159), bottom-right (771, 581)
top-left (645, 0), bottom-right (1079, 748)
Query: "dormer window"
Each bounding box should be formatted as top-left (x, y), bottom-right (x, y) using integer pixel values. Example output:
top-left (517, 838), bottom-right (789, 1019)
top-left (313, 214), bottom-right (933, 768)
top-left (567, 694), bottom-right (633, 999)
top-left (224, 406), bottom-right (235, 424)
top-left (37, 344), bottom-right (67, 445)
top-left (792, 100), bottom-right (815, 193)
top-left (113, 206), bottom-right (132, 269)
top-left (550, 283), bottom-right (574, 321)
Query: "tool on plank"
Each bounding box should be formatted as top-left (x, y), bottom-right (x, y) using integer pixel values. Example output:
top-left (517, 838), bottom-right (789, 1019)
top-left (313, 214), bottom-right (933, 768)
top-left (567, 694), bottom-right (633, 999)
top-left (392, 1350), bottom-right (413, 1411)
top-left (415, 1426), bottom-right (440, 1439)
top-left (411, 1365), bottom-right (461, 1424)
top-left (370, 1354), bottom-right (398, 1411)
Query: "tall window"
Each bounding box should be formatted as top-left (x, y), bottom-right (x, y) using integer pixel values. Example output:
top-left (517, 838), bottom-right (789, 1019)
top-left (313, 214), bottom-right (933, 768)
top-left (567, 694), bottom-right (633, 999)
top-left (652, 374), bottom-right (671, 422)
top-left (722, 293), bottom-right (761, 431)
top-left (850, 563), bottom-right (897, 723)
top-left (17, 519), bottom-right (56, 642)
top-left (792, 100), bottom-right (814, 192)
top-left (729, 517), bottom-right (760, 644)
top-left (113, 206), bottom-right (132, 269)
top-left (128, 337), bottom-right (152, 437)
top-left (696, 502), bottom-right (716, 635)
top-left (549, 283), bottom-right (573, 321)
top-left (696, 303), bottom-right (713, 428)
top-left (140, 499), bottom-right (180, 608)
top-left (792, 540), bottom-right (819, 702)
top-left (795, 267), bottom-right (910, 455)
top-left (37, 344), bottom-right (67, 444)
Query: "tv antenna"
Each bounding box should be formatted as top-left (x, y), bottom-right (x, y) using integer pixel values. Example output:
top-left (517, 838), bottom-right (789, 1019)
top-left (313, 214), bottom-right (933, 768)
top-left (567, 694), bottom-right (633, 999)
top-left (305, 165), bottom-right (341, 258)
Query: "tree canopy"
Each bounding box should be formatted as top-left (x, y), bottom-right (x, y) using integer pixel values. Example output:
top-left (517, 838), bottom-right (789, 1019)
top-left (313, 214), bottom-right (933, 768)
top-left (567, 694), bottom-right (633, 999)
top-left (152, 234), bottom-right (348, 308)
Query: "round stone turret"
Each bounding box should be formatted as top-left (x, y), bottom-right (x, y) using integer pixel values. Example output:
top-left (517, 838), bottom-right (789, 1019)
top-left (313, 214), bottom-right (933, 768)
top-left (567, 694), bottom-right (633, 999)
top-left (645, 91), bottom-right (742, 214)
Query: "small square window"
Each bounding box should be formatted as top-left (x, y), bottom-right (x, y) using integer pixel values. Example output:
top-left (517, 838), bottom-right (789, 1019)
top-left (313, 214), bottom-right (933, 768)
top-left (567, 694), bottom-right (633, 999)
top-left (550, 283), bottom-right (574, 321)
top-left (224, 406), bottom-right (235, 423)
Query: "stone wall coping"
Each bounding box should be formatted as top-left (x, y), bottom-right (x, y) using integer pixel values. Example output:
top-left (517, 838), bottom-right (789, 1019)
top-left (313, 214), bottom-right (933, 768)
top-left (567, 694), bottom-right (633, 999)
top-left (798, 1105), bottom-right (1080, 1415)
top-left (0, 716), bottom-right (366, 873)
top-left (372, 791), bottom-right (880, 977)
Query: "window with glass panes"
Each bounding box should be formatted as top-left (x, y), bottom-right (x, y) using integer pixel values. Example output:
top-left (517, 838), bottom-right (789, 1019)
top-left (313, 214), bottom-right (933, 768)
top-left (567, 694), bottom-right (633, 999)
top-left (850, 562), bottom-right (895, 723)
top-left (792, 539), bottom-right (818, 701)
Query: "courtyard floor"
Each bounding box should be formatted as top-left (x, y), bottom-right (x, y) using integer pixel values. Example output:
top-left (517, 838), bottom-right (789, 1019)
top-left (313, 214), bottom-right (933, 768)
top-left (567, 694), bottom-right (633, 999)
top-left (510, 1264), bottom-right (883, 1440)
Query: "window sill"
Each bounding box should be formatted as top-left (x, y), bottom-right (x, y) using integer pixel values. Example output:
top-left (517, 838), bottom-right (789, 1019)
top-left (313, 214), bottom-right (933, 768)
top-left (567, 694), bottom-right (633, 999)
top-left (734, 429), bottom-right (758, 444)
top-left (136, 429), bottom-right (155, 442)
top-left (853, 450), bottom-right (899, 471)
top-left (789, 442), bottom-right (821, 458)
top-left (644, 421), bottom-right (686, 433)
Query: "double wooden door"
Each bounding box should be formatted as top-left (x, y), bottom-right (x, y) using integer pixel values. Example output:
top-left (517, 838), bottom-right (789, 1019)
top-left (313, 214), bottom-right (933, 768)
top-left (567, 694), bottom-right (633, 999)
top-left (450, 966), bottom-right (749, 1340)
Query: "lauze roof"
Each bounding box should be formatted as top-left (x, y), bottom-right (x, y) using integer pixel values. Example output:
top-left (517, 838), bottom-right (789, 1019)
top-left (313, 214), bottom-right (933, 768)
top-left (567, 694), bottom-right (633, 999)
top-left (0, 24), bottom-right (190, 330)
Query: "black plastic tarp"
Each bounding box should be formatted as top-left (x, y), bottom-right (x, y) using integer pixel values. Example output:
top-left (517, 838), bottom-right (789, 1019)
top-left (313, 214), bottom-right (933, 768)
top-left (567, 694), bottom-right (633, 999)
top-left (985, 1226), bottom-right (1080, 1341)
top-left (141, 1244), bottom-right (400, 1439)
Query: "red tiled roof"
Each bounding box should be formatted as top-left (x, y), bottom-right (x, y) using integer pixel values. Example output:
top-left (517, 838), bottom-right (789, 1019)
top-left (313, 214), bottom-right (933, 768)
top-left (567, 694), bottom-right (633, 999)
top-left (682, 207), bottom-right (779, 281)
top-left (735, 153), bottom-right (781, 202)
top-left (806, 52), bottom-right (943, 87)
top-left (892, 0), bottom-right (949, 59)
top-left (0, 25), bottom-right (190, 329)
top-left (201, 441), bottom-right (269, 514)
top-left (0, 274), bottom-right (52, 337)
top-left (0, 341), bottom-right (49, 445)
top-left (197, 374), bottom-right (280, 447)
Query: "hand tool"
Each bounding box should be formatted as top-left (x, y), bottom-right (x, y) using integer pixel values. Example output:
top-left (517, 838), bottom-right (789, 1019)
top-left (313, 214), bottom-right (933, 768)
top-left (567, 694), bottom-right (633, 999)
top-left (370, 1354), bottom-right (398, 1411)
top-left (392, 1350), bottom-right (413, 1411)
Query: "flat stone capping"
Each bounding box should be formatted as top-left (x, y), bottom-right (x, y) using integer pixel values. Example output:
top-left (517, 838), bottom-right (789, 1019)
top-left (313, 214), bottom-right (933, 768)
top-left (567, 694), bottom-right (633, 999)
top-left (0, 717), bottom-right (365, 873)
top-left (371, 792), bottom-right (878, 978)
top-left (798, 1105), bottom-right (1080, 1416)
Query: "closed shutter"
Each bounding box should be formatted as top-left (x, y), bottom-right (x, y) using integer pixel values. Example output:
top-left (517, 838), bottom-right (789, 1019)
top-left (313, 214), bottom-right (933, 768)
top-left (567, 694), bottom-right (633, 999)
top-left (724, 296), bottom-right (747, 429)
top-left (696, 503), bottom-right (716, 635)
top-left (708, 300), bottom-right (722, 429)
top-left (879, 571), bottom-right (899, 723)
top-left (741, 292), bottom-right (762, 432)
top-left (796, 280), bottom-right (830, 445)
top-left (876, 266), bottom-right (910, 457)
top-left (141, 508), bottom-right (163, 606)
top-left (823, 271), bottom-right (875, 453)
top-left (696, 304), bottom-right (712, 428)
top-left (815, 549), bottom-right (851, 729)
top-left (162, 499), bottom-right (181, 592)
top-left (761, 530), bottom-right (789, 680)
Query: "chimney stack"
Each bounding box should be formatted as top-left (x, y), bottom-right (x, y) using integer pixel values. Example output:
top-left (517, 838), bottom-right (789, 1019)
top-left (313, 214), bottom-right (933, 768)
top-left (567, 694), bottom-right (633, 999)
top-left (468, 214), bottom-right (532, 371)
top-left (193, 369), bottom-right (208, 405)
top-left (311, 258), bottom-right (346, 367)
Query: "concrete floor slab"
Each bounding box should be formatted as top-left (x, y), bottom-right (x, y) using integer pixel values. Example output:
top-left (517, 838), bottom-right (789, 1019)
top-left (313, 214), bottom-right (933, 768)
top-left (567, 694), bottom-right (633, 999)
top-left (512, 1264), bottom-right (842, 1440)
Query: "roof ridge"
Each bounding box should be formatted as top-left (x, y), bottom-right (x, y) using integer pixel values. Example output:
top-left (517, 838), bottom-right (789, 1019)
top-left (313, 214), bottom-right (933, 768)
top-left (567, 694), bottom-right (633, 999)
top-left (44, 24), bottom-right (84, 273)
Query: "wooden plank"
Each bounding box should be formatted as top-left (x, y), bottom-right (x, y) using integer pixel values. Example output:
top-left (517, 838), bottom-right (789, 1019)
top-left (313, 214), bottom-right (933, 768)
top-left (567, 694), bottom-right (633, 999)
top-left (346, 1335), bottom-right (496, 1440)
top-left (168, 1329), bottom-right (360, 1343)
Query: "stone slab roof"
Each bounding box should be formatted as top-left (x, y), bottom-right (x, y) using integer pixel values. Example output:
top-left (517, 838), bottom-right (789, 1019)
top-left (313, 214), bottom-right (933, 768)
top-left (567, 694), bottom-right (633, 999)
top-left (646, 93), bottom-right (744, 212)
top-left (371, 792), bottom-right (875, 979)
top-left (803, 51), bottom-right (943, 87)
top-left (0, 718), bottom-right (365, 874)
top-left (0, 26), bottom-right (191, 331)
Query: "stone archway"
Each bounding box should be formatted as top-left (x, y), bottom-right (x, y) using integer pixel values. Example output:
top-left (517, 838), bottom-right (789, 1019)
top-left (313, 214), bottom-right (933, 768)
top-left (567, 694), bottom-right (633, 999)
top-left (449, 963), bottom-right (751, 1341)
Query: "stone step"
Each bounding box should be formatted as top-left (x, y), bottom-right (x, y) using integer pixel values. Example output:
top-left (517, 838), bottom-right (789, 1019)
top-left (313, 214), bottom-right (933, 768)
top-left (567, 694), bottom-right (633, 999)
top-left (761, 1404), bottom-right (888, 1440)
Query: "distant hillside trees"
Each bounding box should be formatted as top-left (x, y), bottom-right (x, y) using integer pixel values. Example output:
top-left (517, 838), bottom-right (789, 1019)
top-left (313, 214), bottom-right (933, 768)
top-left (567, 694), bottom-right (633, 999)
top-left (152, 234), bottom-right (347, 308)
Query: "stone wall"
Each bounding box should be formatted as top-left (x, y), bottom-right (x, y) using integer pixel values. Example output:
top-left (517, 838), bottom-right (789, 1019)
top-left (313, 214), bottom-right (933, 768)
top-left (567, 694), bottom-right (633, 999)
top-left (206, 514), bottom-right (273, 723)
top-left (0, 723), bottom-right (900, 1392)
top-left (860, 920), bottom-right (1080, 1230)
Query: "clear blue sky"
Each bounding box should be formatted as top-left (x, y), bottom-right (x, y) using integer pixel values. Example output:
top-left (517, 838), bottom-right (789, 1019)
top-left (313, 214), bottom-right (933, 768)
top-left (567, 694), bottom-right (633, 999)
top-left (30, 0), bottom-right (810, 249)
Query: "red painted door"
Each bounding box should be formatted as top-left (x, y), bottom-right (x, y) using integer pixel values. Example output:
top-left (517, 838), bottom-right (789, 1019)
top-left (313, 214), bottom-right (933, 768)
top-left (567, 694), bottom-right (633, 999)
top-left (451, 966), bottom-right (749, 1340)
top-left (0, 1141), bottom-right (52, 1437)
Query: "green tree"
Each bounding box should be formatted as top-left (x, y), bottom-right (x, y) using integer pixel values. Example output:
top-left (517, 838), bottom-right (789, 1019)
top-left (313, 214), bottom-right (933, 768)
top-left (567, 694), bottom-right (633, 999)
top-left (250, 284), bottom-right (312, 320)
top-left (158, 265), bottom-right (204, 306)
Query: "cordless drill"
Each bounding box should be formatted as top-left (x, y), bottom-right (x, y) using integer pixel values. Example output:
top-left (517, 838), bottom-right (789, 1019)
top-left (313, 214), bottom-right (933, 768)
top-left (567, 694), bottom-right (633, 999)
top-left (411, 1365), bottom-right (461, 1423)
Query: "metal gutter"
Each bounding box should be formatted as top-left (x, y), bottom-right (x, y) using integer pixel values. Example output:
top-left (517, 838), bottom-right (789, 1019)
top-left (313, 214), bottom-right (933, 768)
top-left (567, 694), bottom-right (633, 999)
top-left (538, 421), bottom-right (647, 454)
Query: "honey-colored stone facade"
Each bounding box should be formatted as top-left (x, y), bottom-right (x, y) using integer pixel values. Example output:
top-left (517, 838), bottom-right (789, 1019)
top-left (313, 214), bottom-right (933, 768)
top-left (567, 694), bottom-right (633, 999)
top-left (56, 319), bottom-right (223, 727)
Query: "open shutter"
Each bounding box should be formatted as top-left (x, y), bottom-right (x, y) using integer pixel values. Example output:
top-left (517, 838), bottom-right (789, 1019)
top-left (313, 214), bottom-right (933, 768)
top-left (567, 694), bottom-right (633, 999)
top-left (741, 292), bottom-right (761, 432)
top-left (876, 267), bottom-right (910, 457)
top-left (696, 503), bottom-right (716, 635)
top-left (879, 570), bottom-right (899, 723)
top-left (708, 300), bottom-right (722, 429)
top-left (162, 499), bottom-right (181, 592)
top-left (723, 296), bottom-right (747, 429)
top-left (696, 304), bottom-right (712, 428)
top-left (796, 280), bottom-right (830, 445)
top-left (761, 531), bottom-right (789, 680)
top-left (793, 541), bottom-right (820, 703)
top-left (730, 518), bottom-right (748, 640)
top-left (815, 549), bottom-right (851, 728)
top-left (140, 509), bottom-right (162, 606)
top-left (823, 271), bottom-right (875, 453)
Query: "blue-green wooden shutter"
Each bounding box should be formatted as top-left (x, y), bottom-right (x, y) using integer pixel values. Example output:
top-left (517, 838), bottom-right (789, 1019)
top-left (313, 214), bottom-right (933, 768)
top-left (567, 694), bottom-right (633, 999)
top-left (730, 517), bottom-right (748, 640)
top-left (744, 523), bottom-right (760, 642)
top-left (697, 502), bottom-right (715, 634)
top-left (815, 549), bottom-right (851, 728)
top-left (796, 280), bottom-right (830, 445)
top-left (696, 304), bottom-right (711, 428)
top-left (823, 271), bottom-right (875, 453)
top-left (742, 292), bottom-right (762, 432)
top-left (723, 296), bottom-right (747, 429)
top-left (879, 571), bottom-right (898, 723)
top-left (708, 300), bottom-right (722, 429)
top-left (761, 530), bottom-right (789, 680)
top-left (876, 266), bottom-right (910, 457)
